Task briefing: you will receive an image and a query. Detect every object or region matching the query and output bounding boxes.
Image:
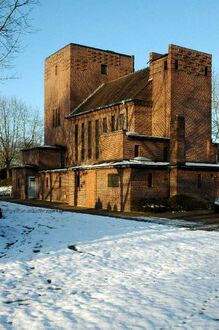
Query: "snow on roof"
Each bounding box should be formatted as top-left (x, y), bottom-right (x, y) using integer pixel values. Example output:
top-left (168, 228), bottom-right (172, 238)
top-left (126, 132), bottom-right (170, 140)
top-left (40, 159), bottom-right (169, 173)
top-left (186, 162), bottom-right (219, 168)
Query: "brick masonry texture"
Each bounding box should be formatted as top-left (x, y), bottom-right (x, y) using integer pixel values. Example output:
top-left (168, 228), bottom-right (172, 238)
top-left (11, 43), bottom-right (219, 211)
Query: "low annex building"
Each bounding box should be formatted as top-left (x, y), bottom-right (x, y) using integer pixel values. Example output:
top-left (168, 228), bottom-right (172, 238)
top-left (12, 43), bottom-right (219, 211)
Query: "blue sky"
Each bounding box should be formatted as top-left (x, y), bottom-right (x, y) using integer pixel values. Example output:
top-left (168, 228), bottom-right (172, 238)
top-left (1, 0), bottom-right (219, 114)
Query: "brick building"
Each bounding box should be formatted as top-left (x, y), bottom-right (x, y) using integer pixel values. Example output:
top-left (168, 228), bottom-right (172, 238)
top-left (12, 43), bottom-right (219, 211)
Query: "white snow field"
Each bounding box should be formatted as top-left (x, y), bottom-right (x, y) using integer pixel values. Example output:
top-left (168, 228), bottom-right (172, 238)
top-left (0, 187), bottom-right (11, 196)
top-left (0, 201), bottom-right (219, 330)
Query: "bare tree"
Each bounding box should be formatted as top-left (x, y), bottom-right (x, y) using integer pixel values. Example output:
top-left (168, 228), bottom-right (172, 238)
top-left (0, 0), bottom-right (38, 78)
top-left (212, 72), bottom-right (219, 142)
top-left (0, 95), bottom-right (43, 177)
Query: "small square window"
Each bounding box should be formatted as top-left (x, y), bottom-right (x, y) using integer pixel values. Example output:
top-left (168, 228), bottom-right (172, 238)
top-left (101, 64), bottom-right (108, 75)
top-left (108, 174), bottom-right (119, 187)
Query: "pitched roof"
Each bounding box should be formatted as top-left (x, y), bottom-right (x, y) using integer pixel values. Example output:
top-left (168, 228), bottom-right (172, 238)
top-left (67, 67), bottom-right (150, 118)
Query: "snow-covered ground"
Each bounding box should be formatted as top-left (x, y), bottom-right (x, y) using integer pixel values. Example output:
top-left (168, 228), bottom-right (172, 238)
top-left (0, 186), bottom-right (11, 196)
top-left (0, 201), bottom-right (219, 330)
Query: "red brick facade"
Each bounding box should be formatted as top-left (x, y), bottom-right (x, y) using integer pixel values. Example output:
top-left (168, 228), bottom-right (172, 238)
top-left (12, 43), bottom-right (219, 211)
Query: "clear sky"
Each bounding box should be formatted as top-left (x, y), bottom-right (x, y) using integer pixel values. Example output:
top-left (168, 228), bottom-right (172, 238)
top-left (1, 0), bottom-right (219, 114)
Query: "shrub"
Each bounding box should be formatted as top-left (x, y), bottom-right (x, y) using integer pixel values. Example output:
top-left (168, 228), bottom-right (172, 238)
top-left (0, 177), bottom-right (12, 187)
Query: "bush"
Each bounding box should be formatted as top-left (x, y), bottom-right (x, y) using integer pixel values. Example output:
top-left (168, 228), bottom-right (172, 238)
top-left (0, 177), bottom-right (12, 187)
top-left (132, 194), bottom-right (210, 212)
top-left (167, 194), bottom-right (209, 211)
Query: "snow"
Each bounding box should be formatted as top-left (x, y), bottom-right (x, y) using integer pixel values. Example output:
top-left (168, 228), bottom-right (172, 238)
top-left (0, 201), bottom-right (219, 329)
top-left (0, 186), bottom-right (12, 196)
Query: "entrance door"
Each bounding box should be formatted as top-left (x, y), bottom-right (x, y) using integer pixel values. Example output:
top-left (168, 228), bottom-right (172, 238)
top-left (28, 176), bottom-right (38, 199)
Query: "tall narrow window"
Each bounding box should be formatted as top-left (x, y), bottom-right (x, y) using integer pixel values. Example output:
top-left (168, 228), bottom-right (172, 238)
top-left (76, 172), bottom-right (80, 188)
top-left (75, 124), bottom-right (78, 162)
top-left (164, 60), bottom-right (168, 70)
top-left (118, 114), bottom-right (124, 130)
top-left (57, 108), bottom-right (60, 126)
top-left (95, 119), bottom-right (99, 159)
top-left (134, 145), bottom-right (139, 157)
top-left (88, 121), bottom-right (92, 159)
top-left (52, 108), bottom-right (60, 127)
top-left (59, 176), bottom-right (62, 188)
top-left (81, 123), bottom-right (85, 161)
top-left (111, 115), bottom-right (115, 131)
top-left (46, 177), bottom-right (49, 188)
top-left (103, 117), bottom-right (107, 133)
top-left (148, 173), bottom-right (153, 188)
top-left (55, 65), bottom-right (58, 75)
top-left (204, 66), bottom-right (208, 76)
top-left (163, 146), bottom-right (168, 161)
top-left (175, 59), bottom-right (179, 70)
top-left (52, 110), bottom-right (55, 127)
top-left (17, 178), bottom-right (20, 188)
top-left (101, 64), bottom-right (108, 75)
top-left (197, 174), bottom-right (202, 188)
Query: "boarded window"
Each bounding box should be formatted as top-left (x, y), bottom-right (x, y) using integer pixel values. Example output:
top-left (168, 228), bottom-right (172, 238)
top-left (148, 173), bottom-right (153, 188)
top-left (88, 121), bottom-right (92, 159)
top-left (108, 174), bottom-right (119, 187)
top-left (118, 114), bottom-right (124, 130)
top-left (95, 119), bottom-right (99, 159)
top-left (103, 117), bottom-right (107, 133)
top-left (75, 124), bottom-right (78, 162)
top-left (81, 123), bottom-right (85, 161)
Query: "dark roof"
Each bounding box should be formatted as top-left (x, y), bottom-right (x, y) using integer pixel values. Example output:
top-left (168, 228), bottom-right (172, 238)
top-left (67, 67), bottom-right (150, 118)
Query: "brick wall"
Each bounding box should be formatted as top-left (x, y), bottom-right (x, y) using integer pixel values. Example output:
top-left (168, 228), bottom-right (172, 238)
top-left (11, 167), bottom-right (38, 199)
top-left (44, 43), bottom-right (134, 147)
top-left (23, 148), bottom-right (64, 169)
top-left (130, 168), bottom-right (169, 207)
top-left (170, 167), bottom-right (218, 201)
top-left (169, 45), bottom-right (213, 162)
top-left (125, 137), bottom-right (169, 161)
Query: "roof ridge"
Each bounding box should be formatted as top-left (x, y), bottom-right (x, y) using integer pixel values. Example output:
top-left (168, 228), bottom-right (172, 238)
top-left (66, 83), bottom-right (105, 118)
top-left (104, 67), bottom-right (148, 86)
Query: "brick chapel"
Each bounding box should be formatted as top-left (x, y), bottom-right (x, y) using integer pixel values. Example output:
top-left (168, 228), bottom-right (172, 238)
top-left (12, 43), bottom-right (219, 211)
